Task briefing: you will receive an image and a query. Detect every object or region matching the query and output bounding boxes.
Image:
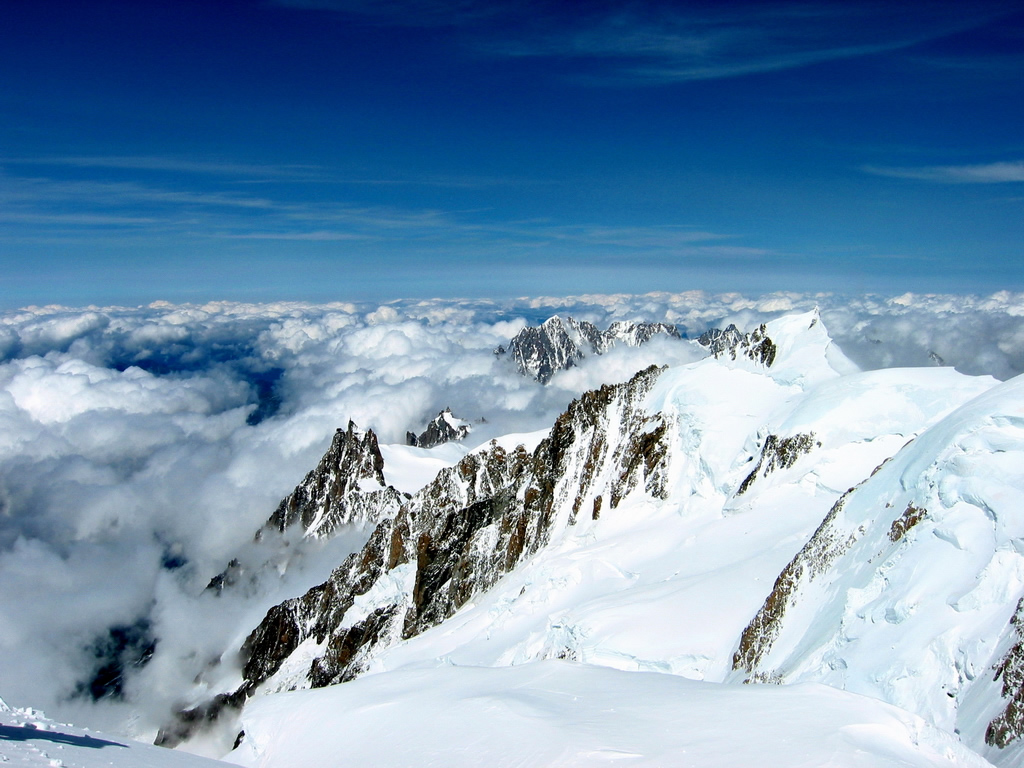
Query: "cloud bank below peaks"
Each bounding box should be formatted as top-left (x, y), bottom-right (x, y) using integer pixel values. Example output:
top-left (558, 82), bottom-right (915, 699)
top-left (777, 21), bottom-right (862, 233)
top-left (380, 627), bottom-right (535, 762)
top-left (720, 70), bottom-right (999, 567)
top-left (0, 290), bottom-right (1023, 736)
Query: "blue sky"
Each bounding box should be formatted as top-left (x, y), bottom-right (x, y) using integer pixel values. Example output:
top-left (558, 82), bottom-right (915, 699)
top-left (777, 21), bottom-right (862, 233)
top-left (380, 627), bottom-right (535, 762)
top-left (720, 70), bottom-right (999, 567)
top-left (1, 0), bottom-right (1022, 307)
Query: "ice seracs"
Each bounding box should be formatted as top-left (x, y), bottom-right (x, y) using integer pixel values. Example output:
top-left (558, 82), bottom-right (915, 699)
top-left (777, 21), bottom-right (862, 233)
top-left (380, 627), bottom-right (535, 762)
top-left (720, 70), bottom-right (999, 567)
top-left (731, 371), bottom-right (1024, 766)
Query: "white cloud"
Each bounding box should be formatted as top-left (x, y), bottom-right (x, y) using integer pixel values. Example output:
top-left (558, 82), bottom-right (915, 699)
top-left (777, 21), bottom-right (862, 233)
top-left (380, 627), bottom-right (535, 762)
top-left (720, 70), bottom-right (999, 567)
top-left (863, 161), bottom-right (1024, 184)
top-left (1, 291), bottom-right (1023, 737)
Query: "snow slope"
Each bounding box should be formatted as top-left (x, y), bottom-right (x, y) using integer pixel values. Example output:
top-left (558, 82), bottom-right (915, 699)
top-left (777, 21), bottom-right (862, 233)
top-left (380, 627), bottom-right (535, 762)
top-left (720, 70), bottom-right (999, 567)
top-left (0, 698), bottom-right (228, 768)
top-left (227, 660), bottom-right (992, 768)
top-left (731, 372), bottom-right (1024, 765)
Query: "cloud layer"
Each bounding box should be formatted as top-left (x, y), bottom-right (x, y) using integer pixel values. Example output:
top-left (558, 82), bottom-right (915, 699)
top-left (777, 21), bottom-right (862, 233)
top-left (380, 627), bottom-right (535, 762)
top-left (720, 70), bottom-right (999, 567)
top-left (1, 290), bottom-right (1023, 735)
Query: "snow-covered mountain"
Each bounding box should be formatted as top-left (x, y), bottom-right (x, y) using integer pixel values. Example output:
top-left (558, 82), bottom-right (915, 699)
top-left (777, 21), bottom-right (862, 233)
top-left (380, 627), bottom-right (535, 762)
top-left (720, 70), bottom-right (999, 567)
top-left (496, 315), bottom-right (681, 383)
top-left (405, 408), bottom-right (472, 448)
top-left (7, 302), bottom-right (1024, 767)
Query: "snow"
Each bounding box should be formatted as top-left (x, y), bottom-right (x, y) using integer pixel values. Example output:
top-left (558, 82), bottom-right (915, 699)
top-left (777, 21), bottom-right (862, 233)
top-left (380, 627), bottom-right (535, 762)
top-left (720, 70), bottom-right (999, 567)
top-left (378, 442), bottom-right (465, 494)
top-left (0, 703), bottom-right (229, 768)
top-left (227, 660), bottom-right (992, 768)
top-left (4, 308), bottom-right (1019, 768)
top-left (727, 372), bottom-right (1024, 759)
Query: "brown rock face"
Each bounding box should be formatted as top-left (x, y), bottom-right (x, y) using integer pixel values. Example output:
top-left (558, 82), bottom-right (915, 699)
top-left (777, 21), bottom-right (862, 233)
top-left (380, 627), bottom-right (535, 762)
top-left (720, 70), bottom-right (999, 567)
top-left (987, 599), bottom-right (1024, 749)
top-left (168, 365), bottom-right (672, 741)
top-left (266, 420), bottom-right (404, 539)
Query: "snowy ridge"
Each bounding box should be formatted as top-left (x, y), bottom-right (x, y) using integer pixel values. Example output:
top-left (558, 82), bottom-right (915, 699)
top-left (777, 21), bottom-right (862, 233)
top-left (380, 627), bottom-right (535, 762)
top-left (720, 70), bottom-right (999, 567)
top-left (405, 408), bottom-right (472, 448)
top-left (264, 420), bottom-right (404, 540)
top-left (164, 364), bottom-right (673, 742)
top-left (497, 315), bottom-right (680, 383)
top-left (731, 372), bottom-right (1024, 764)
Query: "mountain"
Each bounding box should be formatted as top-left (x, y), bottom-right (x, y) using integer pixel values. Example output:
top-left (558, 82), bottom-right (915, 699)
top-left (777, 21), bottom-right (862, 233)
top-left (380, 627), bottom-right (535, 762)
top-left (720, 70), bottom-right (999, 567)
top-left (405, 408), bottom-right (472, 448)
top-left (53, 307), bottom-right (1020, 767)
top-left (496, 315), bottom-right (681, 383)
top-left (731, 371), bottom-right (1024, 765)
top-left (262, 421), bottom-right (404, 540)
top-left (204, 308), bottom-right (1018, 767)
top-left (206, 421), bottom-right (406, 596)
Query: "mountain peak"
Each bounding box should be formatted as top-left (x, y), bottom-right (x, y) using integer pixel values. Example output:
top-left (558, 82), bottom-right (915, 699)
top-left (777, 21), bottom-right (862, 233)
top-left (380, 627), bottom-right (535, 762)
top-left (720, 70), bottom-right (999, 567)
top-left (498, 315), bottom-right (680, 383)
top-left (406, 408), bottom-right (472, 449)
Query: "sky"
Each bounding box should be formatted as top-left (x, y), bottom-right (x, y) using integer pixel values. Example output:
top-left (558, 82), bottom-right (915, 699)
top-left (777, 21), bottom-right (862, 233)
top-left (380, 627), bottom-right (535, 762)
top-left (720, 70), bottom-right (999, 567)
top-left (1, 0), bottom-right (1023, 307)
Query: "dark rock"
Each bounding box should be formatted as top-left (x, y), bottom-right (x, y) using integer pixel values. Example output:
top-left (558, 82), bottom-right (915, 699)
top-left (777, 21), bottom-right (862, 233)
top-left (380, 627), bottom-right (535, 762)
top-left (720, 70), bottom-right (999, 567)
top-left (498, 316), bottom-right (680, 384)
top-left (168, 365), bottom-right (673, 737)
top-left (698, 323), bottom-right (777, 367)
top-left (987, 598), bottom-right (1024, 748)
top-left (76, 619), bottom-right (156, 702)
top-left (737, 433), bottom-right (820, 496)
top-left (406, 408), bottom-right (472, 449)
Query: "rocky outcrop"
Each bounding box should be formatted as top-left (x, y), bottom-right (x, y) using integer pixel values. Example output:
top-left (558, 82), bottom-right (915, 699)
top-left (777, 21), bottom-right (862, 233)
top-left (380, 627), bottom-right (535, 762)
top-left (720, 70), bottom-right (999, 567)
top-left (698, 323), bottom-right (776, 367)
top-left (987, 599), bottom-right (1024, 749)
top-left (736, 433), bottom-right (819, 496)
top-left (206, 422), bottom-right (406, 596)
top-left (498, 316), bottom-right (680, 384)
top-left (732, 486), bottom-right (862, 675)
top-left (168, 365), bottom-right (672, 739)
top-left (264, 421), bottom-right (405, 540)
top-left (406, 408), bottom-right (472, 448)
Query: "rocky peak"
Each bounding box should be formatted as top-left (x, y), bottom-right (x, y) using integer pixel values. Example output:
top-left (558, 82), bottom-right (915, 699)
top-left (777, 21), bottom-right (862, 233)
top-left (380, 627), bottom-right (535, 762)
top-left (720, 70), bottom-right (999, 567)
top-left (697, 323), bottom-right (777, 367)
top-left (498, 315), bottom-right (680, 384)
top-left (606, 320), bottom-right (681, 347)
top-left (164, 365), bottom-right (673, 743)
top-left (406, 408), bottom-right (472, 449)
top-left (205, 420), bottom-right (408, 596)
top-left (264, 420), bottom-right (404, 540)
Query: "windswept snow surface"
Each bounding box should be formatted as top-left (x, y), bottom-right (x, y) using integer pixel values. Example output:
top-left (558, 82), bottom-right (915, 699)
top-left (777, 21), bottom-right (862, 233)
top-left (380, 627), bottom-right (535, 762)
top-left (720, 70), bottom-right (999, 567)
top-left (0, 699), bottom-right (228, 768)
top-left (228, 660), bottom-right (992, 768)
top-left (730, 372), bottom-right (1024, 764)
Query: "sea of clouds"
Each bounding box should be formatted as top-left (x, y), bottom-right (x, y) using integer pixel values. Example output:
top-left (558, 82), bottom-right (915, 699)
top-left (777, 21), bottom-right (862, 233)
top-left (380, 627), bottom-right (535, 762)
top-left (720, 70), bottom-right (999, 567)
top-left (1, 290), bottom-right (1023, 737)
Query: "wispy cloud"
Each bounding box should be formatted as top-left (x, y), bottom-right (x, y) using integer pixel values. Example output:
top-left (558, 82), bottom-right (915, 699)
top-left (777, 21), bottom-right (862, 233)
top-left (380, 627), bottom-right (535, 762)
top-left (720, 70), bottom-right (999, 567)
top-left (276, 0), bottom-right (1015, 83)
top-left (863, 161), bottom-right (1024, 183)
top-left (218, 230), bottom-right (376, 241)
top-left (0, 164), bottom-right (768, 263)
top-left (3, 156), bottom-right (321, 179)
top-left (1, 175), bottom-right (276, 210)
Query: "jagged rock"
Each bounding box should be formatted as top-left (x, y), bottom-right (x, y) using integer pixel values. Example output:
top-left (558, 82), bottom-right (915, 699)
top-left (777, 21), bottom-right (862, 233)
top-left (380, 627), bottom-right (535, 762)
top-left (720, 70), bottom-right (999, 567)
top-left (406, 408), bottom-right (472, 448)
top-left (264, 420), bottom-right (404, 540)
top-left (988, 598), bottom-right (1024, 749)
top-left (167, 365), bottom-right (672, 738)
top-left (205, 422), bottom-right (406, 597)
top-left (732, 486), bottom-right (860, 674)
top-left (697, 323), bottom-right (776, 367)
top-left (206, 559), bottom-right (242, 593)
top-left (736, 433), bottom-right (820, 496)
top-left (497, 316), bottom-right (680, 384)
